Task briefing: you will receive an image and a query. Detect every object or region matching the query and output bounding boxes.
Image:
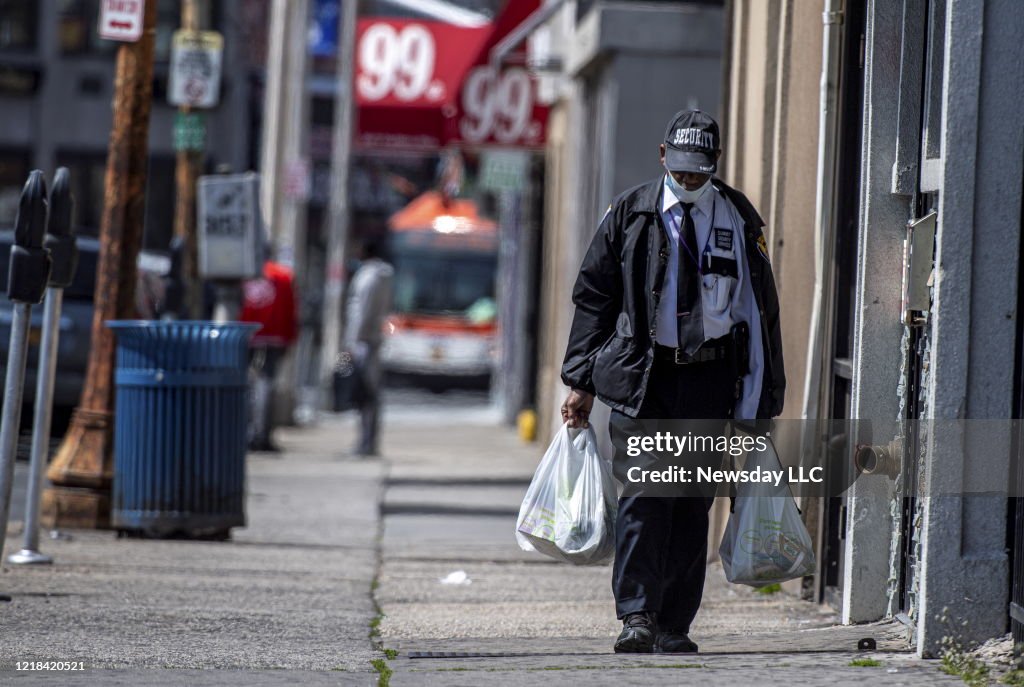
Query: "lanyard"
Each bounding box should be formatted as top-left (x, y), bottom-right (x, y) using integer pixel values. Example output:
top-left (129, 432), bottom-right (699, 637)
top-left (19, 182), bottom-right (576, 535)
top-left (673, 195), bottom-right (717, 274)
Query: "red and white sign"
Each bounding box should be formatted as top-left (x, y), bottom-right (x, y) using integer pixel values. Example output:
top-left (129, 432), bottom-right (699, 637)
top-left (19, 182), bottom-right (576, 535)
top-left (458, 66), bottom-right (543, 146)
top-left (98, 0), bottom-right (145, 42)
top-left (355, 18), bottom-right (548, 151)
top-left (356, 20), bottom-right (490, 108)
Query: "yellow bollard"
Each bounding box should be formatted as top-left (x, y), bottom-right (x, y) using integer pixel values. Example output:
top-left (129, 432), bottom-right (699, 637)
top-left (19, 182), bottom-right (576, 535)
top-left (517, 409), bottom-right (537, 443)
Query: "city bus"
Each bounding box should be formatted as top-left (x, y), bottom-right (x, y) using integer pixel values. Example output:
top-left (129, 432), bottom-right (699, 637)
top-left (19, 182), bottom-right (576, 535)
top-left (380, 190), bottom-right (498, 387)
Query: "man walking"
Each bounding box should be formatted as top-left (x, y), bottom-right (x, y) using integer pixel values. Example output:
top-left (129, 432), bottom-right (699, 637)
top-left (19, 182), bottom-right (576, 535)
top-left (345, 238), bottom-right (394, 457)
top-left (560, 110), bottom-right (785, 653)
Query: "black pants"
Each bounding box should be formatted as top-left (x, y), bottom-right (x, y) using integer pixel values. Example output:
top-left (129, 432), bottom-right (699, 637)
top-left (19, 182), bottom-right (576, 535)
top-left (610, 356), bottom-right (735, 633)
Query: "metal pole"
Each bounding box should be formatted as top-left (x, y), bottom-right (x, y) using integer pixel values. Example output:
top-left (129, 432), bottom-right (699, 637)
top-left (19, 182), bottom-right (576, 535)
top-left (0, 171), bottom-right (51, 559)
top-left (10, 166), bottom-right (76, 565)
top-left (173, 0), bottom-right (205, 318)
top-left (213, 282), bottom-right (243, 322)
top-left (8, 291), bottom-right (61, 564)
top-left (319, 0), bottom-right (359, 404)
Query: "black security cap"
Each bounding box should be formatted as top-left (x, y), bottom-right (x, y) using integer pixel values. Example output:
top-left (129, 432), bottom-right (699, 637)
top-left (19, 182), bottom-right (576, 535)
top-left (663, 110), bottom-right (720, 174)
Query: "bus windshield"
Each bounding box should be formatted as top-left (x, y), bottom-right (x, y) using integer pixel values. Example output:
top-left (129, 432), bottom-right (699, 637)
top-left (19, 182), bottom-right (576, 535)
top-left (392, 249), bottom-right (497, 318)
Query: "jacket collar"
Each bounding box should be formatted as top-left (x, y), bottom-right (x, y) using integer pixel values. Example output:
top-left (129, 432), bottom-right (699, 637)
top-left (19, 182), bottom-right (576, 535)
top-left (631, 176), bottom-right (765, 228)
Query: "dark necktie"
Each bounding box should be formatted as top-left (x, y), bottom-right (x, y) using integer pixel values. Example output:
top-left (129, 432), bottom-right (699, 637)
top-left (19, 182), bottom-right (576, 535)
top-left (676, 202), bottom-right (704, 353)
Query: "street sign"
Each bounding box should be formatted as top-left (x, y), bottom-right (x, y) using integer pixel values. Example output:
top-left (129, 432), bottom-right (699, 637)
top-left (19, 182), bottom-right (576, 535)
top-left (479, 150), bottom-right (530, 192)
top-left (196, 173), bottom-right (263, 280)
top-left (173, 111), bottom-right (206, 151)
top-left (168, 30), bottom-right (224, 109)
top-left (98, 0), bottom-right (145, 42)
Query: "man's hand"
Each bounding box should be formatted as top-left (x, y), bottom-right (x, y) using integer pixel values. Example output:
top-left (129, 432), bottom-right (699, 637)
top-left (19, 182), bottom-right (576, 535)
top-left (561, 389), bottom-right (595, 428)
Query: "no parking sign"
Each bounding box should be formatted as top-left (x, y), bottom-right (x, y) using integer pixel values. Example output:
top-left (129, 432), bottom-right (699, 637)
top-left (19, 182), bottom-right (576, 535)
top-left (168, 30), bottom-right (223, 109)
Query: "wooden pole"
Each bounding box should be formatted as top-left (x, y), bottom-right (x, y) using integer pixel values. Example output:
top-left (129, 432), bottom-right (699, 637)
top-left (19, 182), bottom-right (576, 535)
top-left (173, 0), bottom-right (204, 318)
top-left (42, 0), bottom-right (157, 529)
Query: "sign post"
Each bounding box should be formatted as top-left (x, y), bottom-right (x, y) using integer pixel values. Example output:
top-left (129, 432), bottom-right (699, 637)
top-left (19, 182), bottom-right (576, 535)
top-left (169, 1), bottom-right (222, 319)
top-left (44, 0), bottom-right (157, 530)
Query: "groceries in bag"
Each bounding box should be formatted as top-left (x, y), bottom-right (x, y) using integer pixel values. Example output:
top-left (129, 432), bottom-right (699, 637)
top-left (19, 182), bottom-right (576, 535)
top-left (516, 423), bottom-right (617, 565)
top-left (719, 436), bottom-right (816, 586)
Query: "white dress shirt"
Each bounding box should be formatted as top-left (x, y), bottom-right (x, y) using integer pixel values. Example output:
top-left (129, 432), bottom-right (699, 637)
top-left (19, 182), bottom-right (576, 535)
top-left (655, 175), bottom-right (765, 419)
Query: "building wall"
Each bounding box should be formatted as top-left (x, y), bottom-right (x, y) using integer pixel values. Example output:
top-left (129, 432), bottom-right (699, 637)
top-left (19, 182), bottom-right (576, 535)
top-left (0, 0), bottom-right (256, 249)
top-left (535, 1), bottom-right (724, 444)
top-left (731, 0), bottom-right (1024, 655)
top-left (723, 0), bottom-right (822, 425)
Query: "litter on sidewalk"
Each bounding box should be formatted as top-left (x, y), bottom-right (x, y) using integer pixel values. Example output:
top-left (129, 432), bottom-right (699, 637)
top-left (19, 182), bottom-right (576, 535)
top-left (439, 570), bottom-right (472, 586)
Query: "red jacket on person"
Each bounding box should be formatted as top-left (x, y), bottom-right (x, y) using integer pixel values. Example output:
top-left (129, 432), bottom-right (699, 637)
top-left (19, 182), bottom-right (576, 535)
top-left (240, 261), bottom-right (298, 348)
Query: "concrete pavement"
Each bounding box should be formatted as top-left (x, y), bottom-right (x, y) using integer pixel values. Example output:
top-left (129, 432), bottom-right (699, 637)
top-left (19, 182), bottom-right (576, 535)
top-left (0, 388), bottom-right (969, 685)
top-left (0, 420), bottom-right (383, 685)
top-left (373, 392), bottom-right (961, 686)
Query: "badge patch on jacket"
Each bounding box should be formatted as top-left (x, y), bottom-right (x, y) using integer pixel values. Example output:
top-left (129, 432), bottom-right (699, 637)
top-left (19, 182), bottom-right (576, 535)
top-left (714, 227), bottom-right (733, 251)
top-left (756, 233), bottom-right (770, 262)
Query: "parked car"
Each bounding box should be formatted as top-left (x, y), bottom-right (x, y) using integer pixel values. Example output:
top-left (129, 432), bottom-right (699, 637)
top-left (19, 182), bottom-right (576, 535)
top-left (0, 231), bottom-right (171, 426)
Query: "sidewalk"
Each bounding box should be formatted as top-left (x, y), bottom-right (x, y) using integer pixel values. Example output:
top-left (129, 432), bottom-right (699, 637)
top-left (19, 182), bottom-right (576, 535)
top-left (374, 400), bottom-right (960, 686)
top-left (0, 421), bottom-right (383, 685)
top-left (0, 391), bottom-right (966, 685)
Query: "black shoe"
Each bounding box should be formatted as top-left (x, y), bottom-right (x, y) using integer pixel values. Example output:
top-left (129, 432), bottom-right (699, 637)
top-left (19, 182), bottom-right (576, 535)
top-left (614, 612), bottom-right (656, 653)
top-left (654, 630), bottom-right (698, 654)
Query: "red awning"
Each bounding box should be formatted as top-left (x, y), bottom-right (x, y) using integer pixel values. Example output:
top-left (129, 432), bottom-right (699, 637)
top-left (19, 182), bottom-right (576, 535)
top-left (355, 1), bottom-right (547, 152)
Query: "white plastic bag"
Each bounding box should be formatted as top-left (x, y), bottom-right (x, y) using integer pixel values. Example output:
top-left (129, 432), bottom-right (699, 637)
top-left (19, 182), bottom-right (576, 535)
top-left (719, 437), bottom-right (816, 586)
top-left (515, 423), bottom-right (617, 565)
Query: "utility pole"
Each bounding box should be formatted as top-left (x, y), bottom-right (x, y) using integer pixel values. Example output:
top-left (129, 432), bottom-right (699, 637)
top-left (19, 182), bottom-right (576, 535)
top-left (43, 0), bottom-right (157, 529)
top-left (173, 0), bottom-right (204, 318)
top-left (260, 0), bottom-right (311, 424)
top-left (319, 0), bottom-right (359, 394)
top-left (260, 0), bottom-right (311, 264)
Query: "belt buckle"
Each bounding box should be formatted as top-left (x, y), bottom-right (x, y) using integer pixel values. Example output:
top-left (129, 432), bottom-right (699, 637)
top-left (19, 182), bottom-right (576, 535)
top-left (674, 348), bottom-right (686, 365)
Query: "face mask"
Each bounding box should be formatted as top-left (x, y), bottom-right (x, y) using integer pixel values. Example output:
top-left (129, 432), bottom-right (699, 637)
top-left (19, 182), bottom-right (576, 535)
top-left (665, 169), bottom-right (712, 204)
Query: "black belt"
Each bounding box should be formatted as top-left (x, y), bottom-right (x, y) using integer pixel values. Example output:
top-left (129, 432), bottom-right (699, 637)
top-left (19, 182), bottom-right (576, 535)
top-left (654, 335), bottom-right (735, 365)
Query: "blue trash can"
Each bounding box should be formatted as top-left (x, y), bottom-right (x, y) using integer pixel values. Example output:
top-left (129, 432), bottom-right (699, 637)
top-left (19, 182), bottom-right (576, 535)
top-left (108, 321), bottom-right (259, 538)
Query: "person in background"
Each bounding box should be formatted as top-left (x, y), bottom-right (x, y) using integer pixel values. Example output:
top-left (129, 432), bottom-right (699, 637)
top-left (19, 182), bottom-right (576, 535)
top-left (241, 246), bottom-right (299, 452)
top-left (344, 238), bottom-right (394, 457)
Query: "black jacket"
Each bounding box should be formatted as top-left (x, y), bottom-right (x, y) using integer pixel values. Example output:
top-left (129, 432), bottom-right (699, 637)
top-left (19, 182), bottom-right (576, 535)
top-left (560, 177), bottom-right (786, 418)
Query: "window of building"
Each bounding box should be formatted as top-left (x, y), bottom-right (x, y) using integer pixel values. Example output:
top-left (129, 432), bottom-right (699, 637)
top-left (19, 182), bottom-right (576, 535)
top-left (0, 1), bottom-right (38, 52)
top-left (56, 151), bottom-right (178, 250)
top-left (58, 0), bottom-right (117, 55)
top-left (0, 150), bottom-right (30, 229)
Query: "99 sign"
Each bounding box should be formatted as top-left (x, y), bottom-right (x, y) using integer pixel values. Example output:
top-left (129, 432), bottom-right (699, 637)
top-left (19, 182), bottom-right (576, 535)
top-left (460, 67), bottom-right (539, 145)
top-left (356, 22), bottom-right (542, 147)
top-left (357, 23), bottom-right (441, 103)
